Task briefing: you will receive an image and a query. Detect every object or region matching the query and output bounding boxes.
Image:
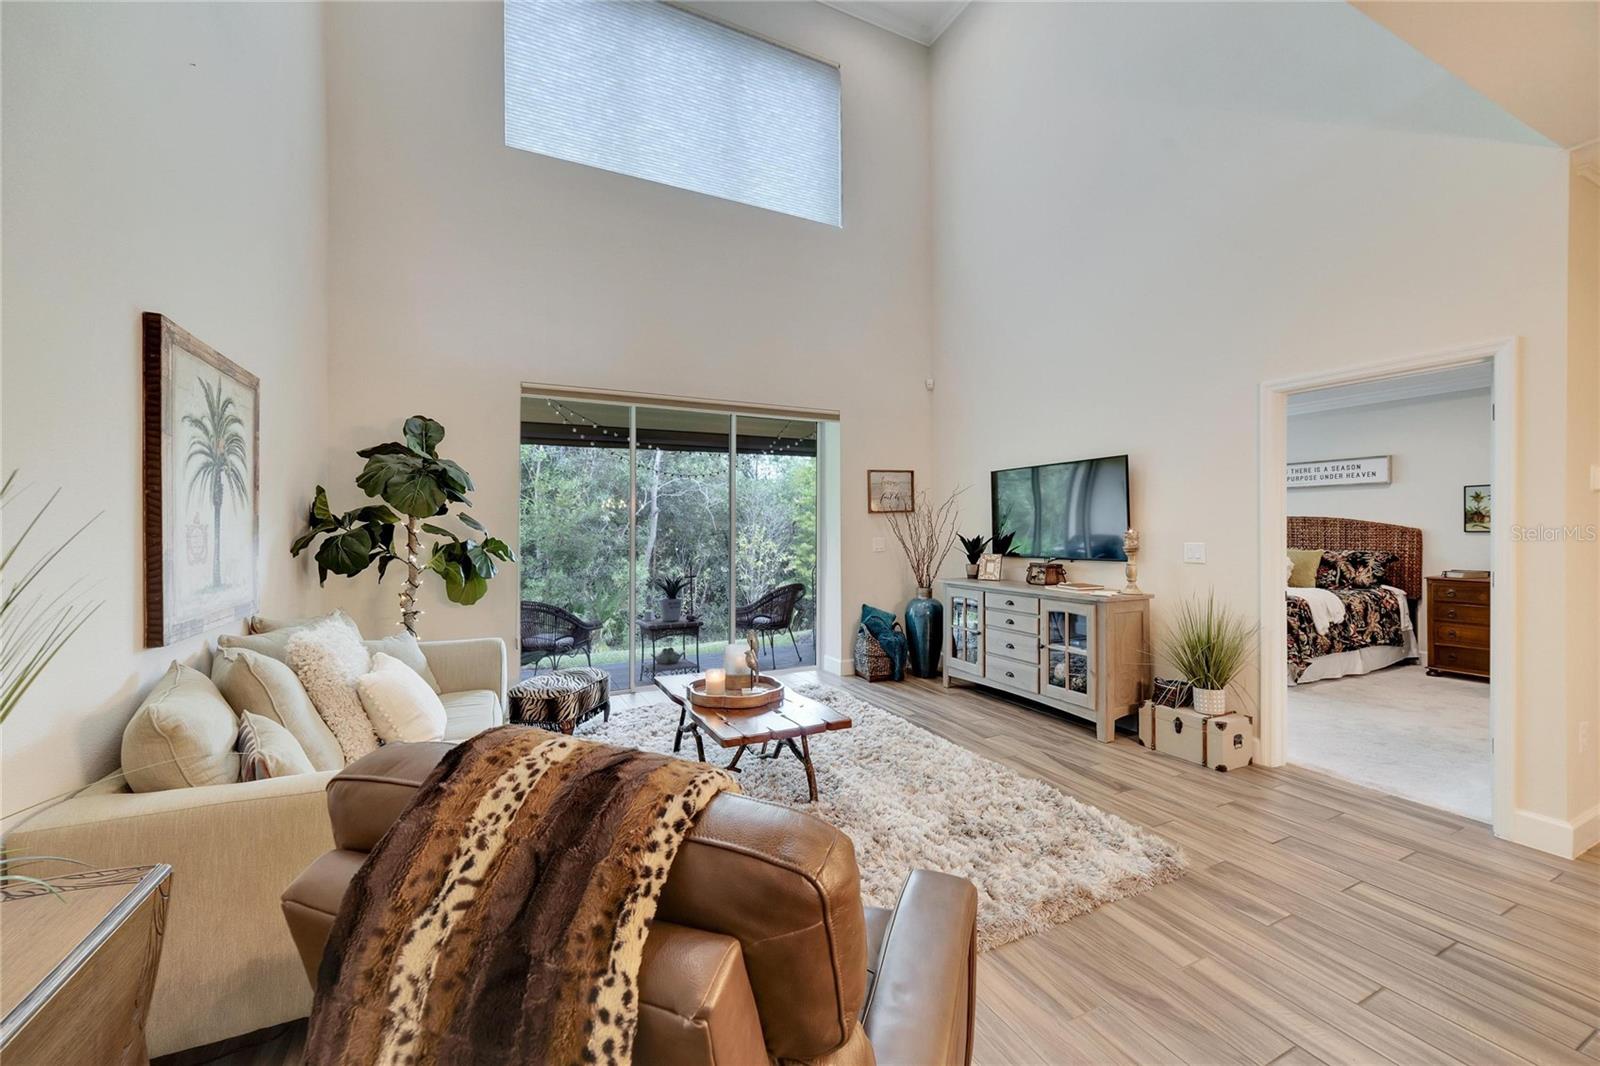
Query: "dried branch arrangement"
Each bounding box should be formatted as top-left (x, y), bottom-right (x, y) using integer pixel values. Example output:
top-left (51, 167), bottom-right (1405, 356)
top-left (884, 487), bottom-right (965, 593)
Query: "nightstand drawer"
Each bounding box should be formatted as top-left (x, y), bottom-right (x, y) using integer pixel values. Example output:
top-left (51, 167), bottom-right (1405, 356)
top-left (984, 591), bottom-right (1039, 615)
top-left (1430, 644), bottom-right (1490, 675)
top-left (985, 610), bottom-right (1039, 635)
top-left (1431, 581), bottom-right (1490, 606)
top-left (1431, 602), bottom-right (1489, 626)
top-left (1431, 622), bottom-right (1489, 649)
top-left (985, 655), bottom-right (1039, 693)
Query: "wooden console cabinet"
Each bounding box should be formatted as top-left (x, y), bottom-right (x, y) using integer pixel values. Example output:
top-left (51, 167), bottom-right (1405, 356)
top-left (941, 578), bottom-right (1152, 741)
top-left (1425, 574), bottom-right (1491, 680)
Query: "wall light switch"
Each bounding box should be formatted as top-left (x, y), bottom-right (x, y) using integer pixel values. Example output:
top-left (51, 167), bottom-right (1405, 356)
top-left (872, 537), bottom-right (886, 553)
top-left (1183, 542), bottom-right (1206, 564)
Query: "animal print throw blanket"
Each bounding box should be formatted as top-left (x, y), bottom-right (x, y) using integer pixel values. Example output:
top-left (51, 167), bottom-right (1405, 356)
top-left (305, 726), bottom-right (736, 1066)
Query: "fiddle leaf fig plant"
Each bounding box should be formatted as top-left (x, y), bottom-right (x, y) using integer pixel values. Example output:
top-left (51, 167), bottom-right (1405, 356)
top-left (291, 416), bottom-right (514, 634)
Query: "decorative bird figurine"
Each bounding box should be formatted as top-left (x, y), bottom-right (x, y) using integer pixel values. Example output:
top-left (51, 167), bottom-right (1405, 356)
top-left (744, 631), bottom-right (760, 677)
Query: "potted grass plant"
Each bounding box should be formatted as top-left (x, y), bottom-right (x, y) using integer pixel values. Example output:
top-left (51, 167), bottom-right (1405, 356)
top-left (957, 533), bottom-right (989, 578)
top-left (1161, 592), bottom-right (1255, 716)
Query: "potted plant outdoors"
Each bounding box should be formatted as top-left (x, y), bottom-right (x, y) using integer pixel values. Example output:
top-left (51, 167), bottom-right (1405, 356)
top-left (653, 574), bottom-right (688, 622)
top-left (957, 534), bottom-right (989, 579)
top-left (884, 487), bottom-right (963, 678)
top-left (1161, 592), bottom-right (1255, 716)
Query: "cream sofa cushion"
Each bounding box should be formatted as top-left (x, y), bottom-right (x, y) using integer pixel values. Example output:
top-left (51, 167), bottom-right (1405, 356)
top-left (440, 689), bottom-right (501, 741)
top-left (121, 663), bottom-right (242, 792)
top-left (221, 610), bottom-right (361, 665)
top-left (357, 653), bottom-right (447, 743)
top-left (363, 631), bottom-right (441, 693)
top-left (212, 648), bottom-right (344, 772)
top-left (287, 618), bottom-right (379, 763)
top-left (237, 711), bottom-right (315, 781)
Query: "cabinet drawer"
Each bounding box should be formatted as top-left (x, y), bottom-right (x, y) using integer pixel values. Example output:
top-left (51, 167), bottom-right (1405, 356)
top-left (984, 591), bottom-right (1039, 615)
top-left (1431, 602), bottom-right (1489, 626)
top-left (988, 632), bottom-right (1042, 665)
top-left (985, 655), bottom-right (1040, 693)
top-left (1431, 622), bottom-right (1489, 649)
top-left (986, 610), bottom-right (1039, 635)
top-left (1431, 581), bottom-right (1490, 606)
top-left (1430, 644), bottom-right (1490, 675)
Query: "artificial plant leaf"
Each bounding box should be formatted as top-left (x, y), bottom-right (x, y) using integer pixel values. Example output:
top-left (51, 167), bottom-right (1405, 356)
top-left (456, 512), bottom-right (486, 533)
top-left (355, 441), bottom-right (416, 460)
top-left (421, 523), bottom-right (459, 541)
top-left (357, 451), bottom-right (445, 517)
top-left (375, 554), bottom-right (393, 582)
top-left (443, 569), bottom-right (489, 605)
top-left (426, 548), bottom-right (464, 584)
top-left (482, 536), bottom-right (514, 561)
top-left (349, 504), bottom-right (399, 526)
top-left (403, 416), bottom-right (445, 457)
top-left (434, 458), bottom-right (475, 494)
top-left (315, 528), bottom-right (376, 579)
top-left (465, 540), bottom-right (498, 580)
top-left (310, 486), bottom-right (336, 525)
top-left (290, 528), bottom-right (322, 557)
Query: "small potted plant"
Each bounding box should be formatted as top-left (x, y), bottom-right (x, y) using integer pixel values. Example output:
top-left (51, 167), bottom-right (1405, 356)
top-left (958, 533), bottom-right (989, 578)
top-left (653, 574), bottom-right (688, 622)
top-left (1161, 592), bottom-right (1255, 716)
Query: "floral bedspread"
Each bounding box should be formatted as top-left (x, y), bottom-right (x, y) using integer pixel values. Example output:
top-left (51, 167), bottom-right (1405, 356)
top-left (1287, 587), bottom-right (1404, 682)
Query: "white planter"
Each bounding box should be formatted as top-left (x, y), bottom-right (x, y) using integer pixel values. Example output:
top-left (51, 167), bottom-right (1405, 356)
top-left (1192, 687), bottom-right (1228, 717)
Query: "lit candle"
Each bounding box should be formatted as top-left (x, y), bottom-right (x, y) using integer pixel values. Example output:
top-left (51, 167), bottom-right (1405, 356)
top-left (705, 669), bottom-right (726, 695)
top-left (723, 644), bottom-right (748, 676)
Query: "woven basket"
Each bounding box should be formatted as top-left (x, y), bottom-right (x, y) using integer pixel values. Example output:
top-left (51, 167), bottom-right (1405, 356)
top-left (853, 623), bottom-right (901, 682)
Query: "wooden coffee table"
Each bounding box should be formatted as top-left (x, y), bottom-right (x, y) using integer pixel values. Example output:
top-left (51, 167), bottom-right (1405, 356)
top-left (654, 674), bottom-right (852, 802)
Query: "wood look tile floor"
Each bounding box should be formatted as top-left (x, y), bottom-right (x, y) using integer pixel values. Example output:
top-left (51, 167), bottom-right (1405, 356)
top-left (213, 673), bottom-right (1600, 1066)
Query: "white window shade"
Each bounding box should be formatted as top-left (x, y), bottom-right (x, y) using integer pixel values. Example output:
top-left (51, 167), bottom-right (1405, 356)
top-left (505, 0), bottom-right (842, 227)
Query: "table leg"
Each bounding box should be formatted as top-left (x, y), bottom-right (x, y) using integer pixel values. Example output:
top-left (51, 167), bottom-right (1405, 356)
top-left (726, 744), bottom-right (747, 772)
top-left (798, 734), bottom-right (817, 802)
top-left (673, 704), bottom-right (687, 753)
top-left (693, 725), bottom-right (706, 763)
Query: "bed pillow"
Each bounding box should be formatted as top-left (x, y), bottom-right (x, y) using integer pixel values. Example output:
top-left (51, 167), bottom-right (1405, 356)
top-left (221, 609), bottom-right (362, 665)
top-left (1287, 550), bottom-right (1322, 588)
top-left (211, 648), bottom-right (345, 771)
top-left (1316, 549), bottom-right (1398, 590)
top-left (357, 653), bottom-right (448, 743)
top-left (287, 617), bottom-right (380, 763)
top-left (121, 663), bottom-right (242, 792)
top-left (364, 632), bottom-right (441, 693)
top-left (236, 711), bottom-right (315, 782)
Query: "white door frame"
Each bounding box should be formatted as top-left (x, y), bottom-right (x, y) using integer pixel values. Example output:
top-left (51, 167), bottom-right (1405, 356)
top-left (1257, 337), bottom-right (1518, 837)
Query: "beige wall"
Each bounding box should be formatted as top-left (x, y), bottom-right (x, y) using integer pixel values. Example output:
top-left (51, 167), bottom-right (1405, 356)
top-left (0, 3), bottom-right (330, 818)
top-left (1566, 158), bottom-right (1600, 841)
top-left (319, 2), bottom-right (935, 666)
top-left (929, 2), bottom-right (1590, 844)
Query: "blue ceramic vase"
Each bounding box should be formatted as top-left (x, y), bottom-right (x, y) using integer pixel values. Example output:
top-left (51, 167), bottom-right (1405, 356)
top-left (904, 590), bottom-right (943, 678)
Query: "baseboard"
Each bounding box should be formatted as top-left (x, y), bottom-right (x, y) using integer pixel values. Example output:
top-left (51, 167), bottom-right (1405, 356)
top-left (1510, 804), bottom-right (1600, 859)
top-left (823, 654), bottom-right (853, 677)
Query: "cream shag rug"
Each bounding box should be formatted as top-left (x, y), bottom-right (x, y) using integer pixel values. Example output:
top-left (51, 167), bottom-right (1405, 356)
top-left (582, 683), bottom-right (1186, 950)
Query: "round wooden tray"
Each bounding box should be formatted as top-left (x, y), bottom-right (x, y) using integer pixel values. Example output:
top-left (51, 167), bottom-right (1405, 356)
top-left (687, 675), bottom-right (785, 711)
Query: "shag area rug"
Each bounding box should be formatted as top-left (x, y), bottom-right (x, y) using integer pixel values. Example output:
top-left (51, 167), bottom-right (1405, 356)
top-left (582, 683), bottom-right (1186, 950)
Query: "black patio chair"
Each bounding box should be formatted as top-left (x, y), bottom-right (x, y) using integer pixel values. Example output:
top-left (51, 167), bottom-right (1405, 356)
top-left (520, 601), bottom-right (603, 672)
top-left (735, 582), bottom-right (806, 668)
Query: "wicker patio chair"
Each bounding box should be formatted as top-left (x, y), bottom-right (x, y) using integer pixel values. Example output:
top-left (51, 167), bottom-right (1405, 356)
top-left (520, 600), bottom-right (603, 672)
top-left (735, 582), bottom-right (806, 668)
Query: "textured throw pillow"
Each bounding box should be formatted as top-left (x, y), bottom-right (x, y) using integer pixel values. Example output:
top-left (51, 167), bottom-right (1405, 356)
top-left (220, 610), bottom-right (361, 665)
top-left (1316, 549), bottom-right (1398, 590)
top-left (1287, 549), bottom-right (1322, 588)
top-left (364, 632), bottom-right (441, 693)
top-left (122, 663), bottom-right (242, 792)
top-left (211, 648), bottom-right (345, 772)
top-left (287, 618), bottom-right (380, 763)
top-left (236, 711), bottom-right (315, 782)
top-left (357, 653), bottom-right (448, 744)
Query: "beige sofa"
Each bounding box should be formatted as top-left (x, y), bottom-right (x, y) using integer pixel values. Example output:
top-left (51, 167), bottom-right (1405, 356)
top-left (4, 637), bottom-right (506, 1057)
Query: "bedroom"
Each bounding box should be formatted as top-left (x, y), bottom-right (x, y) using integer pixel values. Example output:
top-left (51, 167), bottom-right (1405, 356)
top-left (1283, 362), bottom-right (1495, 821)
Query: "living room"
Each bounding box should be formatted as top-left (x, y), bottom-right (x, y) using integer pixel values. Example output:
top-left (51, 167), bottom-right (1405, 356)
top-left (2, 2), bottom-right (1597, 1064)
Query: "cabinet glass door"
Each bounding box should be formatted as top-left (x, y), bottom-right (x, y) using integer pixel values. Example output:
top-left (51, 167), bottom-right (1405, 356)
top-left (949, 592), bottom-right (981, 667)
top-left (1043, 604), bottom-right (1093, 707)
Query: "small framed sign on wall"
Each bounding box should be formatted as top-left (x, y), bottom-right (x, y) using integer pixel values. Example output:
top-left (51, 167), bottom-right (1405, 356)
top-left (1287, 455), bottom-right (1391, 489)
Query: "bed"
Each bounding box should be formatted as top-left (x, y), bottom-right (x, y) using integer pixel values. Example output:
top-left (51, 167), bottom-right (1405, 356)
top-left (1286, 516), bottom-right (1421, 684)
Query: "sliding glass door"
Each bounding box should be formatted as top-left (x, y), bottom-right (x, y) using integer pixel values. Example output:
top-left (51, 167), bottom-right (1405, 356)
top-left (519, 396), bottom-right (819, 691)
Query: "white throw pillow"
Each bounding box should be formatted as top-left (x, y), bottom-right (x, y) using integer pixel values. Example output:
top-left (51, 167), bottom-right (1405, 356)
top-left (287, 618), bottom-right (379, 763)
top-left (357, 653), bottom-right (448, 743)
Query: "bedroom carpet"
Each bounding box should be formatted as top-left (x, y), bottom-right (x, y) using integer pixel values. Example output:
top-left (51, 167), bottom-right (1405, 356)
top-left (579, 682), bottom-right (1187, 951)
top-left (1287, 663), bottom-right (1490, 821)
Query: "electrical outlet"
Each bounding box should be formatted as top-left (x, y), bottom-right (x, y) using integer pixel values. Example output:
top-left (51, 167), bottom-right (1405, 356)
top-left (872, 537), bottom-right (886, 553)
top-left (1183, 542), bottom-right (1206, 564)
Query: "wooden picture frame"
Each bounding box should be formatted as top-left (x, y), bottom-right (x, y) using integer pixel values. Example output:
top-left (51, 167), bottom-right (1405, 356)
top-left (976, 553), bottom-right (1004, 581)
top-left (143, 313), bottom-right (260, 647)
top-left (1463, 484), bottom-right (1491, 533)
top-left (867, 469), bottom-right (914, 513)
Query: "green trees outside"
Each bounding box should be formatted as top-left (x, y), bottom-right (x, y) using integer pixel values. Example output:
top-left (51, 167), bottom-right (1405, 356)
top-left (518, 443), bottom-right (816, 665)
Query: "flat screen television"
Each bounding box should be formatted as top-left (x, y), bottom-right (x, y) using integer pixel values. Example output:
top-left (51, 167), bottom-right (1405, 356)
top-left (991, 454), bottom-right (1130, 561)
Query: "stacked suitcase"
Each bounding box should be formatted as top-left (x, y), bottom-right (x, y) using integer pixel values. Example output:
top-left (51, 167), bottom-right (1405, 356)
top-left (1137, 680), bottom-right (1254, 772)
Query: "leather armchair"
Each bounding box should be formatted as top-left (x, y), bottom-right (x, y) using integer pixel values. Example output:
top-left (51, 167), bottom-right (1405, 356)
top-left (281, 743), bottom-right (978, 1065)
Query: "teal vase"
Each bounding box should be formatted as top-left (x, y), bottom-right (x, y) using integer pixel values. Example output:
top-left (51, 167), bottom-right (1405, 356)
top-left (904, 590), bottom-right (942, 678)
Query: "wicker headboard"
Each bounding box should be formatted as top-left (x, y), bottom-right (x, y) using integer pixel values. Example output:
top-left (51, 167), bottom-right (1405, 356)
top-left (1287, 516), bottom-right (1423, 603)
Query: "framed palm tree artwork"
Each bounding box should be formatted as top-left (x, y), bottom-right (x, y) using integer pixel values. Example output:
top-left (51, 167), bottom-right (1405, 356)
top-left (143, 313), bottom-right (260, 646)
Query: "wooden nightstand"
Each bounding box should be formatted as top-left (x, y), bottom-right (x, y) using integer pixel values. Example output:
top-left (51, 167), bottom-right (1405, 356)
top-left (1, 864), bottom-right (172, 1065)
top-left (1425, 574), bottom-right (1491, 680)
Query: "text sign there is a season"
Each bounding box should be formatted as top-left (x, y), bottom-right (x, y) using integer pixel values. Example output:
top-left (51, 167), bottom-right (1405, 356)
top-left (1287, 455), bottom-right (1391, 489)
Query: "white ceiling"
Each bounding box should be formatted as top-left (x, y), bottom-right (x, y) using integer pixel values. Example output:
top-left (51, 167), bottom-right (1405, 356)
top-left (1288, 362), bottom-right (1494, 417)
top-left (818, 1), bottom-right (970, 46)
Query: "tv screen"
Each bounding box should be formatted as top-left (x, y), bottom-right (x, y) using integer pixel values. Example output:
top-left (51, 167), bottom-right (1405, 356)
top-left (991, 454), bottom-right (1130, 561)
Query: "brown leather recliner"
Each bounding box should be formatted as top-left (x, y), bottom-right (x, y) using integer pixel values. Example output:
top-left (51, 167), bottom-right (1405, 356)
top-left (281, 743), bottom-right (979, 1065)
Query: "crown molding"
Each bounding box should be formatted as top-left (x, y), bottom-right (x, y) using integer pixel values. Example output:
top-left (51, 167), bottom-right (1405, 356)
top-left (817, 1), bottom-right (970, 46)
top-left (1288, 362), bottom-right (1493, 416)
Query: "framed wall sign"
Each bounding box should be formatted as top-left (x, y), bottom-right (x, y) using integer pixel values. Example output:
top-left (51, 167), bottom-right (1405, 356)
top-left (1286, 455), bottom-right (1391, 489)
top-left (143, 312), bottom-right (260, 647)
top-left (867, 469), bottom-right (914, 513)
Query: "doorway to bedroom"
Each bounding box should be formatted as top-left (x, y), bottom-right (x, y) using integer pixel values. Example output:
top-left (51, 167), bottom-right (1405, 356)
top-left (1260, 344), bottom-right (1514, 832)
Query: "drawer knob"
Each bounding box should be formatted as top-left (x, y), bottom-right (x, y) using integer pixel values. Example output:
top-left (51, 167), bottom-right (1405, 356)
top-left (1005, 619), bottom-right (1014, 625)
top-left (1444, 588), bottom-right (1457, 598)
top-left (1005, 670), bottom-right (1015, 679)
top-left (1005, 599), bottom-right (1015, 606)
top-left (1005, 642), bottom-right (1015, 650)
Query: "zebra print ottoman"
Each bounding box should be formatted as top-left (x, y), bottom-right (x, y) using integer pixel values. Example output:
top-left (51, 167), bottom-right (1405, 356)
top-left (509, 668), bottom-right (611, 734)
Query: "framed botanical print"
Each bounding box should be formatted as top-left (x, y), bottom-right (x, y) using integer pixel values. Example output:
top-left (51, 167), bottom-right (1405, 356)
top-left (143, 313), bottom-right (260, 647)
top-left (867, 469), bottom-right (914, 513)
top-left (1463, 484), bottom-right (1491, 533)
